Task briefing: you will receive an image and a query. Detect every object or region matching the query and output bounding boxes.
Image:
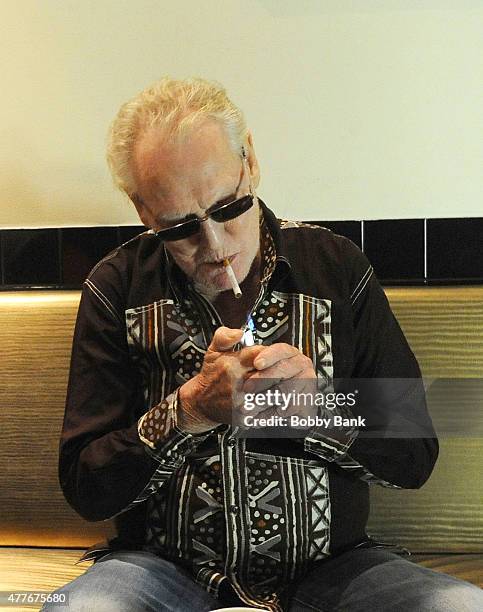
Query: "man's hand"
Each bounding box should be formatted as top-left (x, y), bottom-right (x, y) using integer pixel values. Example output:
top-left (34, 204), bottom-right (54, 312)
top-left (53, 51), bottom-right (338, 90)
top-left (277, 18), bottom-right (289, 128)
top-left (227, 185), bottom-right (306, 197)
top-left (178, 328), bottom-right (319, 433)
top-left (244, 343), bottom-right (318, 422)
top-left (177, 326), bottom-right (265, 432)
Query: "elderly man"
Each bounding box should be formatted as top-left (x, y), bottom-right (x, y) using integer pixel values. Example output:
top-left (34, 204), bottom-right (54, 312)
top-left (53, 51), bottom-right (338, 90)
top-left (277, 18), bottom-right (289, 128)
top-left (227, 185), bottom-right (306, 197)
top-left (44, 78), bottom-right (483, 611)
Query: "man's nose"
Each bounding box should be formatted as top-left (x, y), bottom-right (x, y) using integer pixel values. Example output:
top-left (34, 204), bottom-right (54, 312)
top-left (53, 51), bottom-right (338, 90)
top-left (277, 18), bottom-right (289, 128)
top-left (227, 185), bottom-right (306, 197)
top-left (198, 217), bottom-right (225, 250)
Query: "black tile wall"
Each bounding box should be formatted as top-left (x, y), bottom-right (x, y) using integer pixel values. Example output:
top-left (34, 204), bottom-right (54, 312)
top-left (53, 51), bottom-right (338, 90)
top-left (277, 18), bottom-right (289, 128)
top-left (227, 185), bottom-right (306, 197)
top-left (427, 218), bottom-right (483, 281)
top-left (119, 225), bottom-right (146, 244)
top-left (307, 220), bottom-right (362, 249)
top-left (0, 219), bottom-right (481, 289)
top-left (0, 231), bottom-right (4, 285)
top-left (61, 227), bottom-right (119, 286)
top-left (2, 229), bottom-right (60, 286)
top-left (364, 220), bottom-right (425, 282)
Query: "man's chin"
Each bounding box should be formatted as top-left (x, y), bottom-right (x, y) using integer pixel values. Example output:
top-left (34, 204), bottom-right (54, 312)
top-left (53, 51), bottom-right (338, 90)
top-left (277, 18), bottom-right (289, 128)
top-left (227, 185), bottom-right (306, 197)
top-left (193, 262), bottom-right (243, 298)
top-left (192, 277), bottom-right (227, 300)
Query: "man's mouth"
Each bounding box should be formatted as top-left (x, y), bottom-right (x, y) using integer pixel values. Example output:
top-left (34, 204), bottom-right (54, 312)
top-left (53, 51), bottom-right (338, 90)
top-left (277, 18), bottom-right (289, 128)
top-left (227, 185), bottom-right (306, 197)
top-left (205, 254), bottom-right (237, 266)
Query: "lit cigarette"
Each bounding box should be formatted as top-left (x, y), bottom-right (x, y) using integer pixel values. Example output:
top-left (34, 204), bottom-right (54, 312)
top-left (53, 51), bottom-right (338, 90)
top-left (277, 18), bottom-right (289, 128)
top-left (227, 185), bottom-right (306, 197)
top-left (203, 220), bottom-right (242, 298)
top-left (223, 258), bottom-right (242, 298)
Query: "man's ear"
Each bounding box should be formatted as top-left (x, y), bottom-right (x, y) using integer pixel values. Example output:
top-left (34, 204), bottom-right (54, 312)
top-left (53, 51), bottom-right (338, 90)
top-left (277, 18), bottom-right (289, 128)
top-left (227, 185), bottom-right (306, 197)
top-left (245, 131), bottom-right (261, 189)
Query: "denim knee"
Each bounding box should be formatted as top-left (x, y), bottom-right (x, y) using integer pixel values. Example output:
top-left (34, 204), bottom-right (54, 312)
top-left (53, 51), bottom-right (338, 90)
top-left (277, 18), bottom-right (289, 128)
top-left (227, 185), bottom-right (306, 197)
top-left (41, 590), bottom-right (144, 612)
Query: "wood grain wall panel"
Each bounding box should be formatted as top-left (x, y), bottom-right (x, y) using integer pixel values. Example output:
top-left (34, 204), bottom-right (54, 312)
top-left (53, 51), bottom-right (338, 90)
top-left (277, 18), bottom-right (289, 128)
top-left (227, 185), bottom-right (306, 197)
top-left (368, 287), bottom-right (483, 552)
top-left (367, 439), bottom-right (483, 552)
top-left (0, 292), bottom-right (115, 546)
top-left (385, 287), bottom-right (483, 377)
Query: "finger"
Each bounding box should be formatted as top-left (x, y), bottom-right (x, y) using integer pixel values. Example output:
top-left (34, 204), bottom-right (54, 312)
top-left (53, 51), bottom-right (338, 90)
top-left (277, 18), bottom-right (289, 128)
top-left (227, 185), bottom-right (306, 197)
top-left (253, 343), bottom-right (300, 370)
top-left (249, 354), bottom-right (309, 381)
top-left (252, 404), bottom-right (281, 421)
top-left (241, 372), bottom-right (276, 395)
top-left (208, 326), bottom-right (244, 353)
top-left (238, 345), bottom-right (266, 367)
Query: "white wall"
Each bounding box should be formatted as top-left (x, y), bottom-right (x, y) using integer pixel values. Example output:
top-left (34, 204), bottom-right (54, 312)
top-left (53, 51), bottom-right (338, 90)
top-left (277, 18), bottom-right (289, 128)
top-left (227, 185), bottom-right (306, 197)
top-left (1, 0), bottom-right (482, 227)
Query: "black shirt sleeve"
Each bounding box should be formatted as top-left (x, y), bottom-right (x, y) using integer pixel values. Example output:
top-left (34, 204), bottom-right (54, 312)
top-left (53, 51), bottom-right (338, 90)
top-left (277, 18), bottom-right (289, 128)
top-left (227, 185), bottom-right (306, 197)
top-left (59, 273), bottom-right (210, 521)
top-left (304, 237), bottom-right (439, 489)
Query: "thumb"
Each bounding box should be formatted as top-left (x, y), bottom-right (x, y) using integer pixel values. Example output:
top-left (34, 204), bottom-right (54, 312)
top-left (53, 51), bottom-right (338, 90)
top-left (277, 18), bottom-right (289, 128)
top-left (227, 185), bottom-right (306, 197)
top-left (209, 326), bottom-right (244, 352)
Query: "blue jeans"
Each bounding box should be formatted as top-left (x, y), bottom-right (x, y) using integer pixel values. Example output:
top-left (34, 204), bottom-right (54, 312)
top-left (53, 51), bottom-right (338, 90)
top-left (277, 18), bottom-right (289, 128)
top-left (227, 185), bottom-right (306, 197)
top-left (289, 548), bottom-right (483, 611)
top-left (40, 548), bottom-right (483, 611)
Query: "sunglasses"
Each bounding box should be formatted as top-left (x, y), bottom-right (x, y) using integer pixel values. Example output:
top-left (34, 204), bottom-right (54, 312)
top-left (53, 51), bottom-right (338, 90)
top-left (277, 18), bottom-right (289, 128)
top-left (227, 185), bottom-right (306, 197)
top-left (154, 158), bottom-right (254, 242)
top-left (154, 194), bottom-right (254, 242)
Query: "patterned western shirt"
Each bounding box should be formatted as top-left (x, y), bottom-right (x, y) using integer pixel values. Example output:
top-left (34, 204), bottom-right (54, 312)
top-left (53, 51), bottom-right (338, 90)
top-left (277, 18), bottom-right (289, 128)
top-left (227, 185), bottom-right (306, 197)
top-left (60, 201), bottom-right (438, 611)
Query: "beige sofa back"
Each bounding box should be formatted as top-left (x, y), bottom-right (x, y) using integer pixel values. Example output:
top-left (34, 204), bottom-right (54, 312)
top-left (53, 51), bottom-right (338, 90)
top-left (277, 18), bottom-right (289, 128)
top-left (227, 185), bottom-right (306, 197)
top-left (0, 291), bottom-right (114, 547)
top-left (1, 288), bottom-right (482, 552)
top-left (367, 287), bottom-right (483, 552)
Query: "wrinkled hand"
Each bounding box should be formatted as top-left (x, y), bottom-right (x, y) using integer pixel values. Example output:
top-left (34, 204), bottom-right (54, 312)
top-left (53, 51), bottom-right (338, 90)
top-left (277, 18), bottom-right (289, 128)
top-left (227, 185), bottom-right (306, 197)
top-left (243, 343), bottom-right (318, 422)
top-left (178, 326), bottom-right (265, 432)
top-left (179, 328), bottom-right (318, 433)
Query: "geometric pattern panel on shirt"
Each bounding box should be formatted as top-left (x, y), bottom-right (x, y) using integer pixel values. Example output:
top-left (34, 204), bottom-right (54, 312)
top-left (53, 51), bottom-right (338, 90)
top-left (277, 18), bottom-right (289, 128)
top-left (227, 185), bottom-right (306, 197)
top-left (132, 289), bottom-right (336, 611)
top-left (305, 465), bottom-right (330, 561)
top-left (126, 296), bottom-right (209, 409)
top-left (252, 290), bottom-right (333, 386)
top-left (128, 287), bottom-right (336, 611)
top-left (243, 452), bottom-right (331, 597)
top-left (127, 291), bottom-right (333, 414)
top-left (143, 453), bottom-right (225, 571)
top-left (246, 452), bottom-right (285, 594)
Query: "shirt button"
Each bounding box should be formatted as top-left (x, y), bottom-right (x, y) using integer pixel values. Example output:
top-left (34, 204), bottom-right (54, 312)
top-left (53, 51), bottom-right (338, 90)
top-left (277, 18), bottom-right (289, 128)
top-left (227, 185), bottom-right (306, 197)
top-left (229, 504), bottom-right (239, 515)
top-left (228, 438), bottom-right (236, 447)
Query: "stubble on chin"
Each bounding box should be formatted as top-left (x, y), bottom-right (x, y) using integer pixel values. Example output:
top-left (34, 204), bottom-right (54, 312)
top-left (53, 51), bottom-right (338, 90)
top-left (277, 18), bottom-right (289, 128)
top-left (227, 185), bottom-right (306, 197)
top-left (190, 260), bottom-right (226, 300)
top-left (192, 278), bottom-right (224, 300)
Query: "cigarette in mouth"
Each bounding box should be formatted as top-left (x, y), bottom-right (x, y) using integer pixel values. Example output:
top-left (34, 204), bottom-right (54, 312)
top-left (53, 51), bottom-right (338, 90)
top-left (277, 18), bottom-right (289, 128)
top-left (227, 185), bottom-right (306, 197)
top-left (223, 258), bottom-right (242, 298)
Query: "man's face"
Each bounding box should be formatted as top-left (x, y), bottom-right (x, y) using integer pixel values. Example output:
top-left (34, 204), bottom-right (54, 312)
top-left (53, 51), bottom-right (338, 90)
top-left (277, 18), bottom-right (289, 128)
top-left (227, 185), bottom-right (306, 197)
top-left (131, 120), bottom-right (261, 298)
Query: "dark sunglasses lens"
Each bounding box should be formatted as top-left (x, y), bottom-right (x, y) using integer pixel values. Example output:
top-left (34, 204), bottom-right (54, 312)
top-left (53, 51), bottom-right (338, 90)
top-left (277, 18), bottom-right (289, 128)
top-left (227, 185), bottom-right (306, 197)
top-left (156, 219), bottom-right (200, 241)
top-left (211, 195), bottom-right (253, 223)
top-left (156, 195), bottom-right (253, 240)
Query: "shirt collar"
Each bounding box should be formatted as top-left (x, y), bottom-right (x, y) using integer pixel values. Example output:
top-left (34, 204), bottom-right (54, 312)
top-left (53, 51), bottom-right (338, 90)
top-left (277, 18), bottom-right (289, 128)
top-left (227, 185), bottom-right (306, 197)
top-left (258, 199), bottom-right (292, 290)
